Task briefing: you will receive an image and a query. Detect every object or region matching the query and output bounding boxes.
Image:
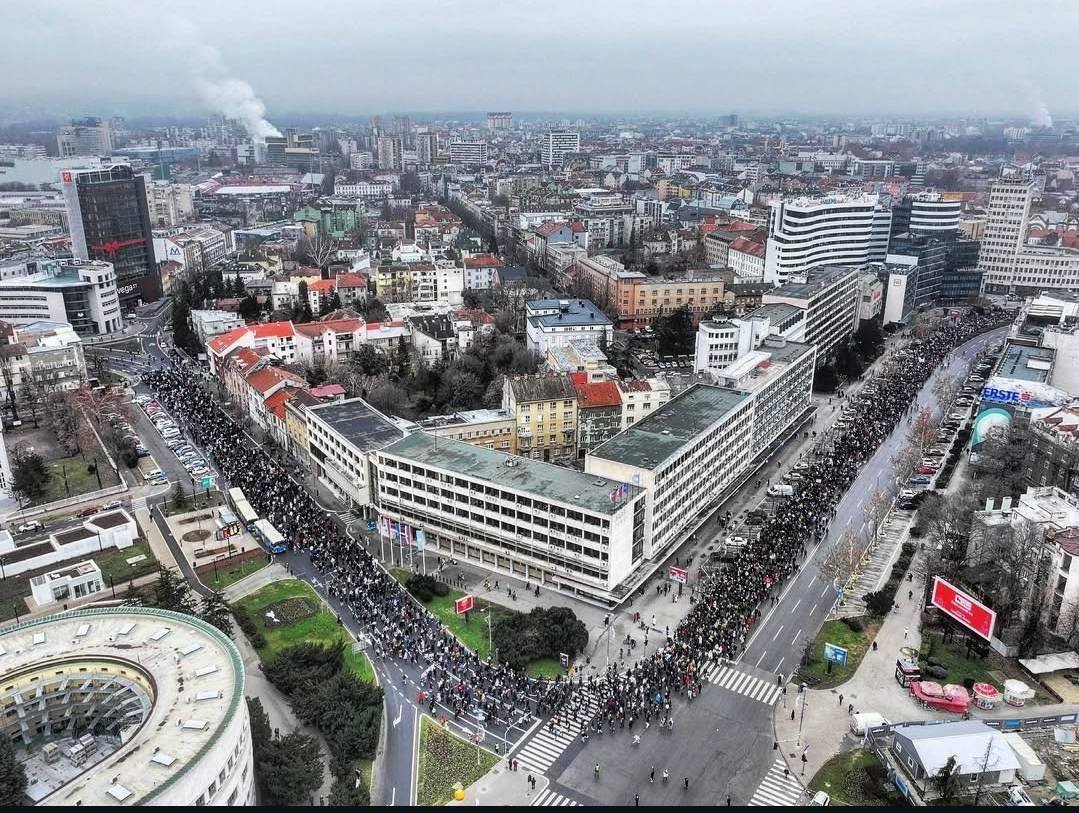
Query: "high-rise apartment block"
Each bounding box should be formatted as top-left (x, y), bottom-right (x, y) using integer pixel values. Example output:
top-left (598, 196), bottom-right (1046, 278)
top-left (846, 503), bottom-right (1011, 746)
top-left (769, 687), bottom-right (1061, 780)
top-left (62, 165), bottom-right (161, 307)
top-left (487, 112), bottom-right (512, 130)
top-left (764, 193), bottom-right (892, 285)
top-left (541, 131), bottom-right (580, 169)
top-left (377, 135), bottom-right (403, 170)
top-left (57, 117), bottom-right (112, 157)
top-left (448, 141), bottom-right (488, 167)
top-left (415, 133), bottom-right (438, 165)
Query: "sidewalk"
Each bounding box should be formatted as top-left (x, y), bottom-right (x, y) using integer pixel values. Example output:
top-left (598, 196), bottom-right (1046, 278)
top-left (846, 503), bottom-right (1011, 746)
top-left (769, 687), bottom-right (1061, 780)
top-left (446, 754), bottom-right (550, 807)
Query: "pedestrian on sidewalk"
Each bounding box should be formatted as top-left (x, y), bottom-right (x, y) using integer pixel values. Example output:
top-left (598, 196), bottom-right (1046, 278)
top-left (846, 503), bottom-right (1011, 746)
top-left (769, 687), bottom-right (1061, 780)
top-left (634, 792), bottom-right (640, 807)
top-left (904, 626), bottom-right (909, 639)
top-left (839, 693), bottom-right (844, 706)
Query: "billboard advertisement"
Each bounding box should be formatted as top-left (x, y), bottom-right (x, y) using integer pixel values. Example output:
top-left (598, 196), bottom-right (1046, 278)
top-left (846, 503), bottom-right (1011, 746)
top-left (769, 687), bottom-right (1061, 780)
top-left (931, 577), bottom-right (996, 641)
top-left (971, 406), bottom-right (1012, 449)
top-left (982, 377), bottom-right (1072, 410)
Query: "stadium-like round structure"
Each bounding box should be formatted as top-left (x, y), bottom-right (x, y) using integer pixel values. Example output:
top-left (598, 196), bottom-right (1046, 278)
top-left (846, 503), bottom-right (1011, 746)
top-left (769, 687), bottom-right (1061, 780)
top-left (0, 606), bottom-right (253, 806)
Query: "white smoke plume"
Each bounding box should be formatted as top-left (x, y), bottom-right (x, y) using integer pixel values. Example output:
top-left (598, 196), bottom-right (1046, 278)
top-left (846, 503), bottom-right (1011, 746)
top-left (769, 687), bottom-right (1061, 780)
top-left (1019, 79), bottom-right (1053, 129)
top-left (169, 16), bottom-right (281, 141)
top-left (1032, 102), bottom-right (1053, 129)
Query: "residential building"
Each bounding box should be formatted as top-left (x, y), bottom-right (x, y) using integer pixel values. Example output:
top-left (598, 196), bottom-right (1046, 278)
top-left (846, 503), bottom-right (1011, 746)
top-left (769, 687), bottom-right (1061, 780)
top-left (62, 164), bottom-right (161, 307)
top-left (525, 298), bottom-right (613, 354)
top-left (144, 179), bottom-right (194, 228)
top-left (503, 373), bottom-right (579, 464)
top-left (349, 150), bottom-right (375, 170)
top-left (409, 314), bottom-right (460, 361)
top-left (57, 117), bottom-right (112, 157)
top-left (727, 237), bottom-right (766, 278)
top-left (244, 365), bottom-right (304, 435)
top-left (448, 141), bottom-right (489, 167)
top-left (374, 431), bottom-right (644, 601)
top-left (979, 175), bottom-right (1079, 294)
top-left (415, 134), bottom-right (437, 165)
top-left (573, 376), bottom-right (623, 454)
top-left (333, 180), bottom-right (394, 198)
top-left (762, 265), bottom-right (861, 362)
top-left (335, 272), bottom-right (369, 306)
top-left (486, 112), bottom-right (512, 130)
top-left (462, 254), bottom-right (502, 290)
top-left (189, 309), bottom-right (245, 345)
top-left (1025, 406), bottom-right (1079, 495)
top-left (847, 158), bottom-right (894, 178)
top-left (616, 378), bottom-right (672, 430)
top-left (586, 385), bottom-right (754, 559)
top-left (284, 388), bottom-right (325, 467)
top-left (293, 317), bottom-right (363, 365)
top-left (541, 131), bottom-right (580, 169)
top-left (307, 397), bottom-right (405, 507)
top-left (207, 321), bottom-right (299, 374)
top-left (0, 320), bottom-right (87, 395)
top-left (546, 339), bottom-right (617, 382)
top-left (704, 221), bottom-right (761, 267)
top-left (764, 193), bottom-right (892, 285)
top-left (418, 408), bottom-right (516, 453)
top-left (0, 258), bottom-right (122, 335)
top-left (694, 303), bottom-right (806, 373)
top-left (377, 136), bottom-right (403, 170)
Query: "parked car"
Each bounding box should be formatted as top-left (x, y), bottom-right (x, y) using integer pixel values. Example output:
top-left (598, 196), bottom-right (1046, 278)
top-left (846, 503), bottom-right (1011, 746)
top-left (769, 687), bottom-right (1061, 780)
top-left (102, 500), bottom-right (123, 510)
top-left (809, 791), bottom-right (831, 806)
top-left (768, 483), bottom-right (795, 497)
top-left (16, 520), bottom-right (44, 533)
top-left (915, 465), bottom-right (937, 475)
top-left (75, 506), bottom-right (98, 517)
top-left (909, 475), bottom-right (932, 485)
top-left (149, 477), bottom-right (169, 486)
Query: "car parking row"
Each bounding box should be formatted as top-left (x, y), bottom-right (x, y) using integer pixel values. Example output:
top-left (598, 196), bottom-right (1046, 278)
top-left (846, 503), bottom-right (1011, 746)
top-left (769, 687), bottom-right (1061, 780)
top-left (134, 395), bottom-right (210, 482)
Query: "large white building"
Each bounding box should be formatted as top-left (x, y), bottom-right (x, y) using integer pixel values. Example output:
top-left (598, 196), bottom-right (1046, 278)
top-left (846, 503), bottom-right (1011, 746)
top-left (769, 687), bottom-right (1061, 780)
top-left (144, 179), bottom-right (194, 228)
top-left (586, 385), bottom-right (755, 560)
top-left (0, 258), bottom-right (122, 335)
top-left (979, 175), bottom-right (1079, 294)
top-left (541, 131), bottom-right (580, 169)
top-left (525, 298), bottom-right (613, 354)
top-left (448, 141), bottom-right (489, 166)
top-left (1, 607), bottom-right (254, 806)
top-left (57, 118), bottom-right (112, 157)
top-left (761, 265), bottom-right (861, 362)
top-left (0, 319), bottom-right (87, 394)
top-left (375, 431), bottom-right (644, 601)
top-left (334, 180), bottom-right (394, 198)
top-left (897, 190), bottom-right (962, 236)
top-left (764, 193), bottom-right (892, 285)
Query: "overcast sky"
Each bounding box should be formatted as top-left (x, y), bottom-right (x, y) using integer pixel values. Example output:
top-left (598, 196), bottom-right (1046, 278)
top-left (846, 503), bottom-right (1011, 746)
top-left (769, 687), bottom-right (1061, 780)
top-left (8, 0), bottom-right (1076, 121)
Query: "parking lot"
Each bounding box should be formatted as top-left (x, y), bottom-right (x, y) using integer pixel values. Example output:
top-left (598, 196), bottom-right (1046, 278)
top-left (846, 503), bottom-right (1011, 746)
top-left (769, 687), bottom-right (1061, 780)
top-left (130, 396), bottom-right (216, 490)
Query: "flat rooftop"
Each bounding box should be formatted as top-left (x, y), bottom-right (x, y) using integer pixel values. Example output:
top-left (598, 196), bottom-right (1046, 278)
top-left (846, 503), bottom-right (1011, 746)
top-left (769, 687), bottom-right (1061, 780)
top-left (767, 265), bottom-right (858, 300)
top-left (380, 431), bottom-right (639, 515)
top-left (998, 342), bottom-right (1055, 383)
top-left (2, 607), bottom-right (243, 806)
top-left (589, 384), bottom-right (751, 470)
top-left (308, 398), bottom-right (405, 451)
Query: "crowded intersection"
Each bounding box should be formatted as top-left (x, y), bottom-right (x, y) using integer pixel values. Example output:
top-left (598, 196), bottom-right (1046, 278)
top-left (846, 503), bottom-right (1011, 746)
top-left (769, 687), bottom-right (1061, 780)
top-left (144, 308), bottom-right (1004, 749)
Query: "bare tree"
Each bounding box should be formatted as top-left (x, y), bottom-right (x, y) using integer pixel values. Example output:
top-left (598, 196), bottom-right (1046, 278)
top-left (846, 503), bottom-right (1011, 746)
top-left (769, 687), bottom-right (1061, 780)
top-left (818, 527), bottom-right (871, 594)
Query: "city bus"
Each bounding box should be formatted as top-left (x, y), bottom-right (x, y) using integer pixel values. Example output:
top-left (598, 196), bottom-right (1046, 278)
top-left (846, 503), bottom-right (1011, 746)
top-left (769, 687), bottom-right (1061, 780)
top-left (251, 518), bottom-right (288, 555)
top-left (227, 487), bottom-right (259, 529)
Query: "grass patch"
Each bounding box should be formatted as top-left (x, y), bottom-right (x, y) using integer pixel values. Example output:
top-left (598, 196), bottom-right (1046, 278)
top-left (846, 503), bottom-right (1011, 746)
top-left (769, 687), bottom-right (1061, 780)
top-left (233, 579), bottom-right (375, 684)
top-left (161, 490), bottom-right (225, 517)
top-left (802, 618), bottom-right (880, 689)
top-left (93, 541), bottom-right (159, 584)
top-left (416, 715), bottom-right (498, 806)
top-left (206, 557), bottom-right (269, 591)
top-left (30, 458), bottom-right (118, 506)
top-left (809, 749), bottom-right (899, 806)
top-left (526, 657), bottom-right (564, 679)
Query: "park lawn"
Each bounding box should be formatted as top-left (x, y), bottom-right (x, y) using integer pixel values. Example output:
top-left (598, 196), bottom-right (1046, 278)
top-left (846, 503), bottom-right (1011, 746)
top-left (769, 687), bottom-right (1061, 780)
top-left (234, 579), bottom-right (376, 684)
top-left (32, 458), bottom-right (117, 506)
top-left (205, 557), bottom-right (270, 591)
top-left (161, 490), bottom-right (225, 517)
top-left (416, 715), bottom-right (499, 806)
top-left (809, 749), bottom-right (898, 806)
top-left (804, 619), bottom-right (880, 689)
top-left (526, 658), bottom-right (564, 679)
top-left (93, 541), bottom-right (160, 584)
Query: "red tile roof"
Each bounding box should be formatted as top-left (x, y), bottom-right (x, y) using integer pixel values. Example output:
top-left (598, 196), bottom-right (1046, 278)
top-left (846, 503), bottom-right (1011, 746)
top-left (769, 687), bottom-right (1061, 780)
top-left (335, 273), bottom-right (368, 288)
top-left (729, 237), bottom-right (766, 259)
top-left (569, 221), bottom-right (586, 233)
top-left (308, 279), bottom-right (336, 293)
top-left (535, 221), bottom-right (566, 237)
top-left (309, 384), bottom-right (346, 398)
top-left (208, 326), bottom-right (251, 354)
top-left (294, 318), bottom-right (362, 336)
top-left (227, 347), bottom-right (266, 375)
top-left (464, 254), bottom-right (504, 268)
top-left (574, 379), bottom-right (622, 408)
top-left (264, 387), bottom-right (298, 420)
top-left (251, 322), bottom-right (295, 340)
top-left (454, 308), bottom-right (496, 325)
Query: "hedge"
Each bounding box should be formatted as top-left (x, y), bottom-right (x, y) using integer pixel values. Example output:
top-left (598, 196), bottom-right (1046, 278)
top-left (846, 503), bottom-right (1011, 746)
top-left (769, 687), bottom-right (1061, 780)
top-left (232, 604), bottom-right (266, 649)
top-left (863, 543), bottom-right (916, 618)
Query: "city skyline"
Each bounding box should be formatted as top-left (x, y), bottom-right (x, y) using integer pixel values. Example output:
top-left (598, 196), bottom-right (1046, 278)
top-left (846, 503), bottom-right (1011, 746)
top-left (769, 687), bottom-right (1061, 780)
top-left (9, 0), bottom-right (1078, 121)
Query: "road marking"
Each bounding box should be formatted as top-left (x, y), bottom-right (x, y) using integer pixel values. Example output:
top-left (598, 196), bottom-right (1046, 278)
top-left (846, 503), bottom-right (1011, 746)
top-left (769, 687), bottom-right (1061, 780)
top-left (791, 599), bottom-right (800, 612)
top-left (755, 651), bottom-right (767, 667)
top-left (771, 625), bottom-right (784, 641)
top-left (410, 706), bottom-right (419, 806)
top-left (791, 628), bottom-right (802, 646)
top-left (820, 586), bottom-right (829, 599)
top-left (393, 704), bottom-right (402, 727)
top-left (810, 602), bottom-right (818, 615)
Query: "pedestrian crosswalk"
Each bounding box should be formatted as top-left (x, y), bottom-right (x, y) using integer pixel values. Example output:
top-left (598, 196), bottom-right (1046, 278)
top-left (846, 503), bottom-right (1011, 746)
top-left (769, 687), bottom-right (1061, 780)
top-left (337, 509), bottom-right (362, 523)
top-left (129, 497), bottom-right (148, 512)
top-left (511, 697), bottom-right (600, 774)
top-left (749, 758), bottom-right (804, 806)
top-left (703, 663), bottom-right (784, 706)
top-left (530, 787), bottom-right (579, 806)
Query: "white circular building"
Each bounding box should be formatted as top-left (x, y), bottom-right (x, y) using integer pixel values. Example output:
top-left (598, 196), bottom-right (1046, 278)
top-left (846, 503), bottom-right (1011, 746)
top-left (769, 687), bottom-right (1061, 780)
top-left (0, 607), bottom-right (254, 806)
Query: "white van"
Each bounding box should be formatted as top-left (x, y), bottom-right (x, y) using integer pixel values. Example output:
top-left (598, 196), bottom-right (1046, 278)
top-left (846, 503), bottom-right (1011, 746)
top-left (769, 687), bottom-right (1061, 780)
top-left (768, 483), bottom-right (795, 497)
top-left (850, 712), bottom-right (890, 735)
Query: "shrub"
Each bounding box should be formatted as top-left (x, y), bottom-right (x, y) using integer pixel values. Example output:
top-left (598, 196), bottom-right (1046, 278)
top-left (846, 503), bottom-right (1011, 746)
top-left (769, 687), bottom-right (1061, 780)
top-left (902, 543), bottom-right (916, 556)
top-left (433, 581), bottom-right (450, 598)
top-left (909, 526), bottom-right (924, 538)
top-left (962, 677), bottom-right (976, 691)
top-left (926, 665), bottom-right (948, 680)
top-left (232, 605), bottom-right (266, 649)
top-left (844, 616), bottom-right (864, 632)
top-left (864, 591), bottom-right (893, 617)
top-left (405, 574), bottom-right (446, 603)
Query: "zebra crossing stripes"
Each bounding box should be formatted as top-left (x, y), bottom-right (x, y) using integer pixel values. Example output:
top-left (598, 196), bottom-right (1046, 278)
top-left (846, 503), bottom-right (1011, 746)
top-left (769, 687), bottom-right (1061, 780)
top-left (512, 699), bottom-right (599, 774)
top-left (705, 664), bottom-right (784, 705)
top-left (749, 758), bottom-right (804, 806)
top-left (530, 787), bottom-right (580, 806)
top-left (129, 497), bottom-right (148, 512)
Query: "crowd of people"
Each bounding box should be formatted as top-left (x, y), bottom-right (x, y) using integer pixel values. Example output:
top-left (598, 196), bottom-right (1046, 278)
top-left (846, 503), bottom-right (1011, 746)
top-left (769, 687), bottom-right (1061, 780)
top-left (145, 308), bottom-right (1004, 745)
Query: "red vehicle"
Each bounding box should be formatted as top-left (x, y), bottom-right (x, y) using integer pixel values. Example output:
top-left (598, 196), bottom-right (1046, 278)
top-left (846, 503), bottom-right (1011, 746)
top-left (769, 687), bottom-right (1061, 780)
top-left (76, 506), bottom-right (98, 517)
top-left (915, 465), bottom-right (937, 475)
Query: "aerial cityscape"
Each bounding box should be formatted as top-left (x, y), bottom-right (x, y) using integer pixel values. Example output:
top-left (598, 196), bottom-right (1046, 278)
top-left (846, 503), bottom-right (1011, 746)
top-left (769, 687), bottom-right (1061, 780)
top-left (1, 0), bottom-right (1078, 807)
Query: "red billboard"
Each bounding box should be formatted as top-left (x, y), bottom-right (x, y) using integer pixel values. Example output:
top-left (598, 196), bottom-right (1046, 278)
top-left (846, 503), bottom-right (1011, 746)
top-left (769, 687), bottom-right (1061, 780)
top-left (454, 595), bottom-right (474, 615)
top-left (668, 566), bottom-right (688, 584)
top-left (931, 577), bottom-right (996, 641)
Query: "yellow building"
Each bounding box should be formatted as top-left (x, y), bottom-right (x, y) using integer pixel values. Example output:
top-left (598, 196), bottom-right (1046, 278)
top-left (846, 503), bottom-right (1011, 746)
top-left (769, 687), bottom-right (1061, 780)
top-left (502, 373), bottom-right (578, 464)
top-left (373, 263), bottom-right (414, 302)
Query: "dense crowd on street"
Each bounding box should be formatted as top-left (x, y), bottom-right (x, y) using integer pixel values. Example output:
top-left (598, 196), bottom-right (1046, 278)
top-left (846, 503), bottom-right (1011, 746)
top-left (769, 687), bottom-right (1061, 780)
top-left (144, 308), bottom-right (1004, 745)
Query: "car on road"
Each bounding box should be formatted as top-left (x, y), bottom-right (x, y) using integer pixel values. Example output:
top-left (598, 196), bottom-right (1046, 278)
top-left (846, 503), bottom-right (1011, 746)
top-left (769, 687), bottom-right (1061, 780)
top-left (102, 500), bottom-right (123, 510)
top-left (149, 477), bottom-right (169, 486)
top-left (16, 520), bottom-right (44, 533)
top-left (909, 475), bottom-right (932, 485)
top-left (793, 461), bottom-right (811, 472)
top-left (76, 506), bottom-right (98, 517)
top-left (767, 483), bottom-right (795, 497)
